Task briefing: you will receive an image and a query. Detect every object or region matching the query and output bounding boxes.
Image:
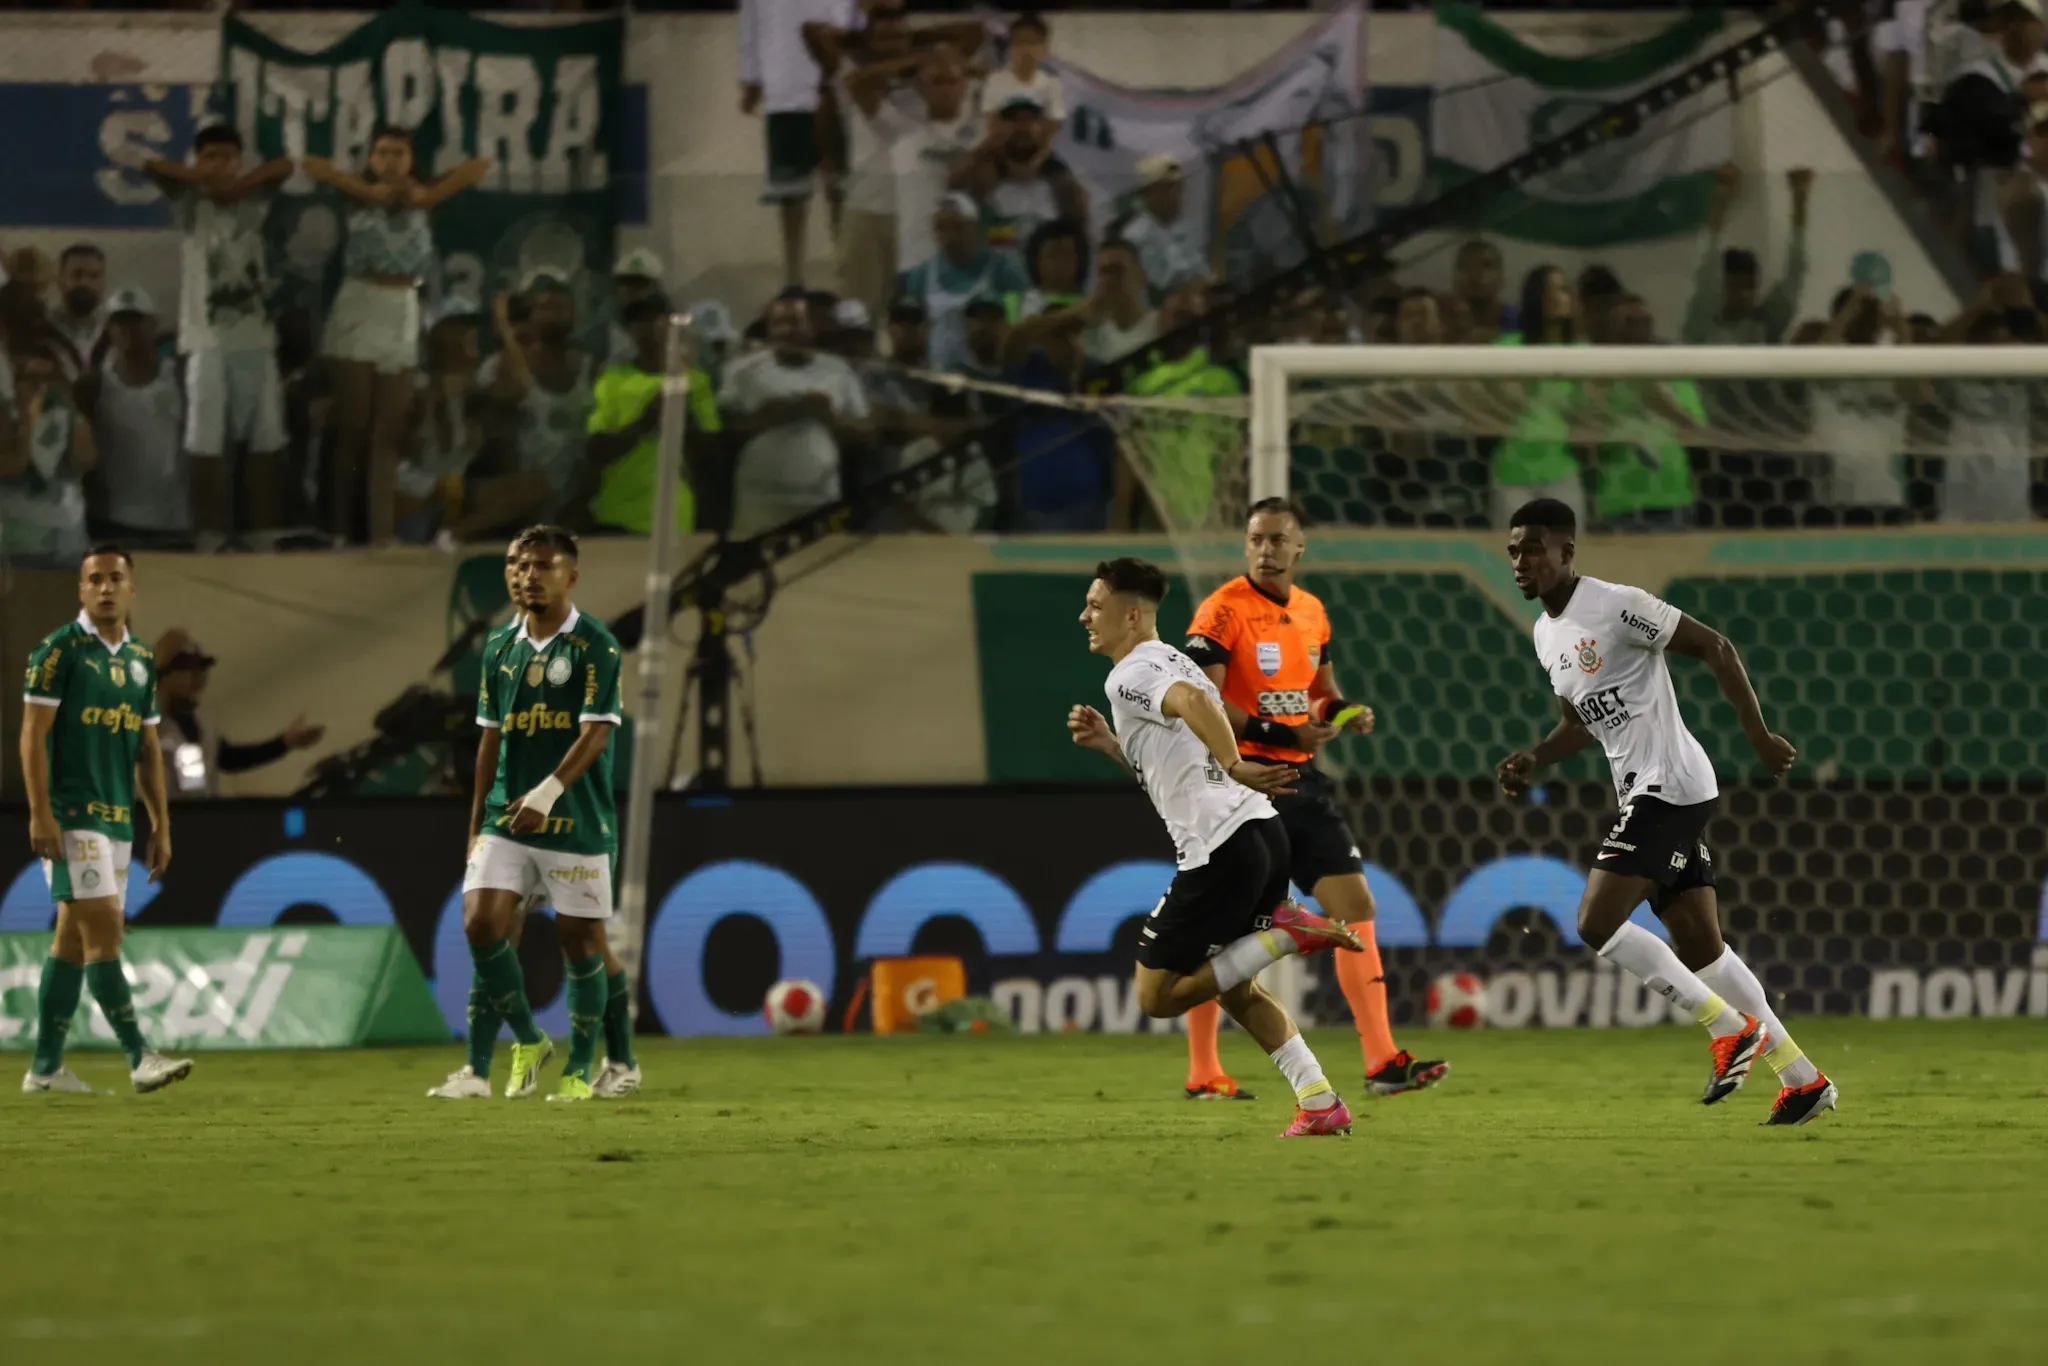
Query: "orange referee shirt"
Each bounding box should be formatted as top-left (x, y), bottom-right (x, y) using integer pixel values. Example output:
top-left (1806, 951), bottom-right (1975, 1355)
top-left (1183, 576), bottom-right (1331, 764)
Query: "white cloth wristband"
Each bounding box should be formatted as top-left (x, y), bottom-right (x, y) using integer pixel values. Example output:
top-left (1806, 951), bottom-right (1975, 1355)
top-left (521, 774), bottom-right (565, 818)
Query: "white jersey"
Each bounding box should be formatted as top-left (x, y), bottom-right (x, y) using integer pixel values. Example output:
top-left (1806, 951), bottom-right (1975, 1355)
top-left (1105, 640), bottom-right (1274, 870)
top-left (1530, 576), bottom-right (1718, 809)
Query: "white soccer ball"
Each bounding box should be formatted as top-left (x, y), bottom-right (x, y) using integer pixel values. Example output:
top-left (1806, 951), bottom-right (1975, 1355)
top-left (763, 979), bottom-right (827, 1035)
top-left (1427, 971), bottom-right (1489, 1029)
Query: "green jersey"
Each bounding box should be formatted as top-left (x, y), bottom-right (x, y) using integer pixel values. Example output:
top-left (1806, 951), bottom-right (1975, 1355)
top-left (23, 612), bottom-right (160, 841)
top-left (1491, 332), bottom-right (1587, 488)
top-left (476, 607), bottom-right (623, 857)
top-left (1125, 345), bottom-right (1244, 526)
top-left (1596, 379), bottom-right (1705, 518)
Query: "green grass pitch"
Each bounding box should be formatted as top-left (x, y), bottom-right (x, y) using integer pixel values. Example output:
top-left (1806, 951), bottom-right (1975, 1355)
top-left (3, 1019), bottom-right (2044, 1365)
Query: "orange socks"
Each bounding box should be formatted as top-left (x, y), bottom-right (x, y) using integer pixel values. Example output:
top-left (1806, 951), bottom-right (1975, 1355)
top-left (1336, 921), bottom-right (1399, 1072)
top-left (1185, 999), bottom-right (1224, 1086)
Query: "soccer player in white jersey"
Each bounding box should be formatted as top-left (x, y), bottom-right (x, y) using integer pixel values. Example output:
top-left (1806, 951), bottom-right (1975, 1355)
top-left (1496, 500), bottom-right (1837, 1125)
top-left (1066, 557), bottom-right (1365, 1137)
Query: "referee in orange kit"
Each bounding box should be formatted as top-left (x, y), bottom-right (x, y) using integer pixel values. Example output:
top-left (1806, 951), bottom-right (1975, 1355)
top-left (1175, 498), bottom-right (1448, 1099)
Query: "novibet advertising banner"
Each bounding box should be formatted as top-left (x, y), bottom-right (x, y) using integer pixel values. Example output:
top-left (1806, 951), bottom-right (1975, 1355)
top-left (2, 791), bottom-right (2044, 1038)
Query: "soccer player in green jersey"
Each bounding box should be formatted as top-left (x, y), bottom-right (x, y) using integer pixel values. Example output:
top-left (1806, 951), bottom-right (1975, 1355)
top-left (450, 525), bottom-right (627, 1102)
top-left (19, 545), bottom-right (193, 1094)
top-left (429, 530), bottom-right (642, 1100)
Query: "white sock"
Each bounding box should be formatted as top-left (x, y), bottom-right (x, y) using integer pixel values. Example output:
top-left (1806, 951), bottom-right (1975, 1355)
top-left (1208, 927), bottom-right (1290, 994)
top-left (1596, 923), bottom-right (1744, 1038)
top-left (1698, 946), bottom-right (1821, 1086)
top-left (1269, 1033), bottom-right (1337, 1110)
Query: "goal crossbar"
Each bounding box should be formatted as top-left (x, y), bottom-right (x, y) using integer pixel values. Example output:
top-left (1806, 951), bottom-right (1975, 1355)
top-left (1246, 344), bottom-right (2048, 502)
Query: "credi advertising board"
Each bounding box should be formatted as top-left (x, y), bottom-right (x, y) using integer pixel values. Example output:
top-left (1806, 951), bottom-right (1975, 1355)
top-left (1, 787), bottom-right (2042, 1038)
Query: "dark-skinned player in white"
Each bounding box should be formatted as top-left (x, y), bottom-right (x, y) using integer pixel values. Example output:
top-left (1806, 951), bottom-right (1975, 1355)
top-left (1498, 498), bottom-right (1836, 1125)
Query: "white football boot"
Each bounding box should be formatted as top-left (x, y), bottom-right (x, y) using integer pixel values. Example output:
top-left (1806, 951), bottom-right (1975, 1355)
top-left (131, 1051), bottom-right (194, 1094)
top-left (426, 1065), bottom-right (494, 1099)
top-left (22, 1068), bottom-right (96, 1095)
top-left (591, 1059), bottom-right (643, 1099)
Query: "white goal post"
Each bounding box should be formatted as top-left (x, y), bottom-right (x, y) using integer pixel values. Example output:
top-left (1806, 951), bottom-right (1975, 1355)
top-left (1245, 344), bottom-right (2048, 504)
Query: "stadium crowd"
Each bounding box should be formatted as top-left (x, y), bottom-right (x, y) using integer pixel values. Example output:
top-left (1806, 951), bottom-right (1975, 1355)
top-left (2, 0), bottom-right (2045, 567)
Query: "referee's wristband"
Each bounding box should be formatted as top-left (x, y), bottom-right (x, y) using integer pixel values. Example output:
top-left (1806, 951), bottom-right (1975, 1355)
top-left (521, 774), bottom-right (565, 817)
top-left (1244, 718), bottom-right (1297, 749)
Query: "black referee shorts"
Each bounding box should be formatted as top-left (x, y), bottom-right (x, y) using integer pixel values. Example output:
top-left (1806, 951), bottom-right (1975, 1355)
top-left (1245, 759), bottom-right (1363, 892)
top-left (1137, 815), bottom-right (1292, 976)
top-left (1593, 795), bottom-right (1717, 913)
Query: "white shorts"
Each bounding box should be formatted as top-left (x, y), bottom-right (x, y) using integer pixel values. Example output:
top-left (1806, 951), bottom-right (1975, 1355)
top-left (462, 834), bottom-right (612, 920)
top-left (323, 277), bottom-right (421, 375)
top-left (184, 347), bottom-right (286, 457)
top-left (41, 830), bottom-right (132, 909)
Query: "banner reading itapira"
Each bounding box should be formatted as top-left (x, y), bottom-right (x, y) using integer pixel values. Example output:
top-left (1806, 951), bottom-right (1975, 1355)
top-left (220, 5), bottom-right (623, 325)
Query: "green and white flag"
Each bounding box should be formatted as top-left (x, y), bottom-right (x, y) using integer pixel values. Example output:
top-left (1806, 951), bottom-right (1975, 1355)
top-left (1430, 6), bottom-right (1729, 246)
top-left (221, 4), bottom-right (623, 324)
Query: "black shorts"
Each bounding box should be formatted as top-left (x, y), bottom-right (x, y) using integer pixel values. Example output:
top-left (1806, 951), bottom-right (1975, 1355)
top-left (763, 111), bottom-right (820, 202)
top-left (1594, 795), bottom-right (1717, 911)
top-left (1265, 763), bottom-right (1364, 891)
top-left (1137, 816), bottom-right (1292, 976)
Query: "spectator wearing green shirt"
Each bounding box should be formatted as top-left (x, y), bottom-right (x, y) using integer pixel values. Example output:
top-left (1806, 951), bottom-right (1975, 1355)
top-left (1122, 277), bottom-right (1243, 530)
top-left (1681, 163), bottom-right (1813, 346)
top-left (1594, 294), bottom-right (1703, 530)
top-left (1490, 265), bottom-right (1590, 529)
top-left (586, 294), bottom-right (720, 537)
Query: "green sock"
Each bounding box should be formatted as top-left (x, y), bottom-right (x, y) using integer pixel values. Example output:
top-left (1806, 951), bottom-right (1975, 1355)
top-left (602, 968), bottom-right (636, 1069)
top-left (564, 954), bottom-right (606, 1082)
top-left (83, 960), bottom-right (147, 1069)
top-left (465, 973), bottom-right (503, 1078)
top-left (469, 940), bottom-right (542, 1046)
top-left (31, 957), bottom-right (85, 1076)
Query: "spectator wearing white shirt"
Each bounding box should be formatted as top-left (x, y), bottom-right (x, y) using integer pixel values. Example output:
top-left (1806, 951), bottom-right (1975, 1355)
top-left (739, 0), bottom-right (861, 288)
top-left (1112, 155), bottom-right (1206, 302)
top-left (957, 93), bottom-right (1089, 265)
top-left (814, 8), bottom-right (921, 320)
top-left (75, 288), bottom-right (188, 545)
top-left (144, 123), bottom-right (294, 543)
top-left (1879, 0), bottom-right (1939, 162)
top-left (980, 13), bottom-right (1065, 152)
top-left (718, 291), bottom-right (871, 535)
top-left (1810, 285), bottom-right (1915, 520)
top-left (1942, 305), bottom-right (2035, 520)
top-left (847, 45), bottom-right (982, 283)
top-left (806, 6), bottom-right (990, 320)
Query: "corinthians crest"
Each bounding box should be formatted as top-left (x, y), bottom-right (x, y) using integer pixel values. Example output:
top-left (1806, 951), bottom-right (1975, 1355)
top-left (1574, 638), bottom-right (1603, 674)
